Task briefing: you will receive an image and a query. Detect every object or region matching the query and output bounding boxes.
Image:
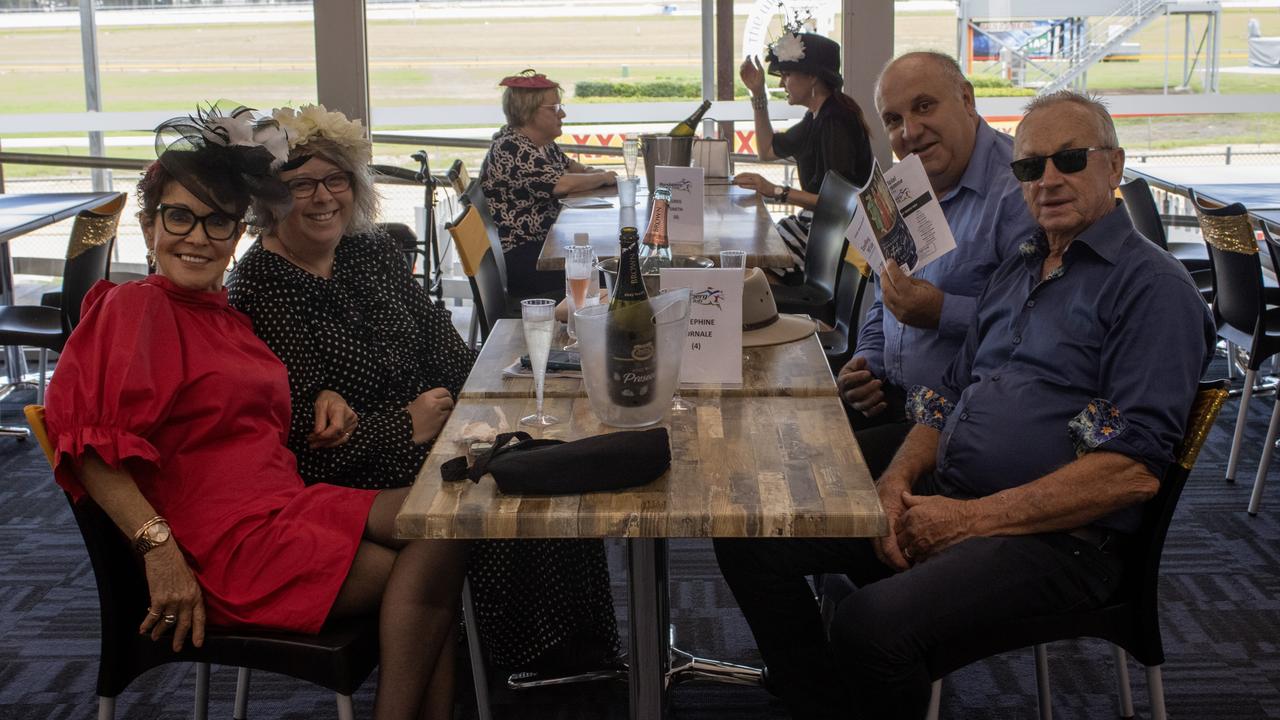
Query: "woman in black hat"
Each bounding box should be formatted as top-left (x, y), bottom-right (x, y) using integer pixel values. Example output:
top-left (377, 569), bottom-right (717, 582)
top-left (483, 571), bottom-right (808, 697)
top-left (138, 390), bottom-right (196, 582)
top-left (735, 31), bottom-right (874, 281)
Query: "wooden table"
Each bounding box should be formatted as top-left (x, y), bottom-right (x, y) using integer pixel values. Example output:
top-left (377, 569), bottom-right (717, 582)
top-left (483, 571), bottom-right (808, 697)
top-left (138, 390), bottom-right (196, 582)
top-left (537, 183), bottom-right (791, 271)
top-left (400, 314), bottom-right (883, 718)
top-left (397, 393), bottom-right (883, 719)
top-left (460, 318), bottom-right (835, 400)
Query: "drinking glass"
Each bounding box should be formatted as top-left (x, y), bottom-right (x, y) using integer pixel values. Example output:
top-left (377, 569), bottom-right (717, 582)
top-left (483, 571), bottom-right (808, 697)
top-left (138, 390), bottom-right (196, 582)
top-left (617, 177), bottom-right (638, 206)
top-left (720, 249), bottom-right (747, 270)
top-left (623, 136), bottom-right (639, 179)
top-left (520, 298), bottom-right (559, 427)
top-left (564, 245), bottom-right (599, 350)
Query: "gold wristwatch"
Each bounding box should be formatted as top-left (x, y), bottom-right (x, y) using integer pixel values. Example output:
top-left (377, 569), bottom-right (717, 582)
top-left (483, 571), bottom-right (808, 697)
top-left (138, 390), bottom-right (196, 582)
top-left (132, 516), bottom-right (172, 556)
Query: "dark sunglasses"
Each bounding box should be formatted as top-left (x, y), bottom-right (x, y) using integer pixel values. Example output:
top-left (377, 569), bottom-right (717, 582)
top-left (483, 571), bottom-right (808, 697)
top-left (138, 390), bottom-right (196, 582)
top-left (286, 171), bottom-right (353, 199)
top-left (156, 204), bottom-right (241, 241)
top-left (1009, 147), bottom-right (1112, 182)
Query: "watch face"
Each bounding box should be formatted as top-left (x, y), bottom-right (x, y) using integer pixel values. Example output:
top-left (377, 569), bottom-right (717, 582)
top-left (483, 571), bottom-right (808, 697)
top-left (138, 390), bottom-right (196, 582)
top-left (145, 522), bottom-right (171, 544)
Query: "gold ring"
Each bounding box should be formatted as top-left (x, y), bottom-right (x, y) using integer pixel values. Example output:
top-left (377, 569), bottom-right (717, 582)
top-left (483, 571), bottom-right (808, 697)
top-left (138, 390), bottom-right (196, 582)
top-left (163, 614), bottom-right (177, 624)
top-left (903, 549), bottom-right (914, 561)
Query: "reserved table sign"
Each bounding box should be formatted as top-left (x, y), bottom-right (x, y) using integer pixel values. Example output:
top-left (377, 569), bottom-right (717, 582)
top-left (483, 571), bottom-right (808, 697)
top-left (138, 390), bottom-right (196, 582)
top-left (654, 165), bottom-right (705, 243)
top-left (660, 267), bottom-right (744, 385)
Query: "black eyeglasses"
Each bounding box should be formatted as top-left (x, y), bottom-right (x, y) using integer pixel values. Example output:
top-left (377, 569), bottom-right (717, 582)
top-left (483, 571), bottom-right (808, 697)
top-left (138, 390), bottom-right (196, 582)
top-left (286, 171), bottom-right (353, 199)
top-left (1010, 147), bottom-right (1113, 182)
top-left (156, 204), bottom-right (240, 241)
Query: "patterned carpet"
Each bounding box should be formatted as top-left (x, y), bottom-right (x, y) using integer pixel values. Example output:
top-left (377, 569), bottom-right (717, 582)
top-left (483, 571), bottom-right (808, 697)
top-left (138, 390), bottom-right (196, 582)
top-left (2, 360), bottom-right (1280, 720)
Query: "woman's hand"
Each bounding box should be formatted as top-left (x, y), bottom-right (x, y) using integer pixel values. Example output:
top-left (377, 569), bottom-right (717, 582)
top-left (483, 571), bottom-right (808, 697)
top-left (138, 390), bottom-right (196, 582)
top-left (139, 543), bottom-right (206, 652)
top-left (406, 387), bottom-right (455, 445)
top-left (310, 389), bottom-right (359, 449)
top-left (739, 56), bottom-right (767, 96)
top-left (733, 172), bottom-right (778, 199)
top-left (597, 171), bottom-right (618, 187)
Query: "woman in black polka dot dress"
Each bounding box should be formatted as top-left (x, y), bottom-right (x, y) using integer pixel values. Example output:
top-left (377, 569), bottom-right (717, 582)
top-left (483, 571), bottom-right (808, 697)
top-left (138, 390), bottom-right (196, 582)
top-left (227, 105), bottom-right (620, 674)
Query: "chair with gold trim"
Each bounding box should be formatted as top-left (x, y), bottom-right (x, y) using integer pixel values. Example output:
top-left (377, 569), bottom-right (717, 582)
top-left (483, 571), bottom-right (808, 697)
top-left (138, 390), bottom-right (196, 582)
top-left (921, 380), bottom-right (1230, 720)
top-left (446, 202), bottom-right (510, 347)
top-left (0, 193), bottom-right (125, 403)
top-left (23, 405), bottom-right (382, 720)
top-left (1192, 190), bottom-right (1280, 497)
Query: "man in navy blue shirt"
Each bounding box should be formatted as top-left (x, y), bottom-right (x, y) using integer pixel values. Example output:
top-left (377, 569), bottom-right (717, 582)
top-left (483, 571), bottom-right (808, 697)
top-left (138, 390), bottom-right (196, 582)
top-left (716, 91), bottom-right (1214, 720)
top-left (837, 52), bottom-right (1037, 477)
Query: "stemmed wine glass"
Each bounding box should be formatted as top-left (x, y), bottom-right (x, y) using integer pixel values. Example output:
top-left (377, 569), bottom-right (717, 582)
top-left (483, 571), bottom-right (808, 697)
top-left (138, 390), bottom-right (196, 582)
top-left (564, 245), bottom-right (599, 350)
top-left (520, 298), bottom-right (559, 427)
top-left (622, 136), bottom-right (639, 180)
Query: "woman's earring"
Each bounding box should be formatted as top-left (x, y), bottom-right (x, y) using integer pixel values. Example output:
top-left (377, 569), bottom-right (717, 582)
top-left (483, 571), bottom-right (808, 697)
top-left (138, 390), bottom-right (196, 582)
top-left (146, 248), bottom-right (156, 265)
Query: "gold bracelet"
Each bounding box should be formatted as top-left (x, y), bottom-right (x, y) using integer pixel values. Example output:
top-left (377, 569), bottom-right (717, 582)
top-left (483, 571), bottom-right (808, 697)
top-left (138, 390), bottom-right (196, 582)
top-left (132, 515), bottom-right (166, 543)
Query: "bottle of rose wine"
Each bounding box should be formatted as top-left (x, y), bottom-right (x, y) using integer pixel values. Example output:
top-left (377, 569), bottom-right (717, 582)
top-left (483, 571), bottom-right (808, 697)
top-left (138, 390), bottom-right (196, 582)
top-left (606, 227), bottom-right (657, 407)
top-left (669, 99), bottom-right (712, 138)
top-left (639, 186), bottom-right (672, 273)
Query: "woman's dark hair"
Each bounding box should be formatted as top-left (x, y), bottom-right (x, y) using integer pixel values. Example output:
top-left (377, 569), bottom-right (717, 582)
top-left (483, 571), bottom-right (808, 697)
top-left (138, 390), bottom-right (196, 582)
top-left (827, 83), bottom-right (872, 145)
top-left (136, 160), bottom-right (174, 223)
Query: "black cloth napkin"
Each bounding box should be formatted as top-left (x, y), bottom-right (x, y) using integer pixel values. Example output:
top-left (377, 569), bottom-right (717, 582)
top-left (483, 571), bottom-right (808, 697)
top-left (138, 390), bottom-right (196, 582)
top-left (441, 429), bottom-right (670, 494)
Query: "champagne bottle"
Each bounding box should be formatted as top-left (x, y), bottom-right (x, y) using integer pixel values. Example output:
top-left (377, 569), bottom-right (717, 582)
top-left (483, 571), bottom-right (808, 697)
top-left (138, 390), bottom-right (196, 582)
top-left (606, 227), bottom-right (658, 407)
top-left (639, 186), bottom-right (673, 273)
top-left (669, 99), bottom-right (712, 138)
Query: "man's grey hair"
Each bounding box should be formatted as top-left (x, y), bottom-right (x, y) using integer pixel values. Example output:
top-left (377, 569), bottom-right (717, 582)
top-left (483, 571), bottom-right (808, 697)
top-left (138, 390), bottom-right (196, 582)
top-left (1020, 90), bottom-right (1119, 148)
top-left (875, 51), bottom-right (972, 101)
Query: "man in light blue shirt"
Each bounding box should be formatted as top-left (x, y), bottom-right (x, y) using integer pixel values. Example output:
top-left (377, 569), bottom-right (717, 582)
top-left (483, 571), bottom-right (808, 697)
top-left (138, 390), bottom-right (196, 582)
top-left (838, 52), bottom-right (1037, 476)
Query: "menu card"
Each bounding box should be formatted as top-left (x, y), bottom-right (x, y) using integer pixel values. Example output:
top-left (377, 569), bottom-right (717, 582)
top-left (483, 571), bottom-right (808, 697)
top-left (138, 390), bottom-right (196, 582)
top-left (660, 267), bottom-right (743, 385)
top-left (654, 165), bottom-right (705, 244)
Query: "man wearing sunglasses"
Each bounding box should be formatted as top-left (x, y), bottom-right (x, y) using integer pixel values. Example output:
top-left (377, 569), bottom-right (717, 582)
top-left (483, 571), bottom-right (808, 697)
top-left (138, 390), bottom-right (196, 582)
top-left (835, 52), bottom-right (1037, 479)
top-left (717, 91), bottom-right (1214, 719)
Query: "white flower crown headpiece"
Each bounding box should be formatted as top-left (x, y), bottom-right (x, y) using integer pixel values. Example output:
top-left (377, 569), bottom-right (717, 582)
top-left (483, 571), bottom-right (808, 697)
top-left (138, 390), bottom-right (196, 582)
top-left (271, 104), bottom-right (372, 167)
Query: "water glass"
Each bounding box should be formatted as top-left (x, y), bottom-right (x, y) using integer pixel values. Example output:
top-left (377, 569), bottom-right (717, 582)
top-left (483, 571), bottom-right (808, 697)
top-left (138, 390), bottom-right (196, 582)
top-left (617, 177), bottom-right (638, 206)
top-left (623, 136), bottom-right (639, 179)
top-left (520, 298), bottom-right (559, 427)
top-left (564, 245), bottom-right (599, 350)
top-left (720, 249), bottom-right (747, 269)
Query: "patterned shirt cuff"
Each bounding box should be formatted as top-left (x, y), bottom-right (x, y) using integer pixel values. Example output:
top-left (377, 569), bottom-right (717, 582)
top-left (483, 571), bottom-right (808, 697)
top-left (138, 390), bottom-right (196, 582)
top-left (907, 385), bottom-right (953, 430)
top-left (1068, 398), bottom-right (1128, 456)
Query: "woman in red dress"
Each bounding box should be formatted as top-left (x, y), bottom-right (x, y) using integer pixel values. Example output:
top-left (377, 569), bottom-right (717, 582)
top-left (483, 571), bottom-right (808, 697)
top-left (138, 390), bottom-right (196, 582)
top-left (43, 109), bottom-right (465, 720)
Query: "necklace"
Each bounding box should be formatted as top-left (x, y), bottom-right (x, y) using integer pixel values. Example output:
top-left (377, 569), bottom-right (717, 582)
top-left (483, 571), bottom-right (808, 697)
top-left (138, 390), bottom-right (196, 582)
top-left (273, 235), bottom-right (334, 278)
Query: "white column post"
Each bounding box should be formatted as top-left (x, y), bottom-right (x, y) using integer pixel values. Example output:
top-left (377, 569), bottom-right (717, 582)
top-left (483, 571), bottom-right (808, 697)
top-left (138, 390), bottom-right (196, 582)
top-left (79, 0), bottom-right (109, 192)
top-left (843, 0), bottom-right (894, 167)
top-left (313, 0), bottom-right (371, 126)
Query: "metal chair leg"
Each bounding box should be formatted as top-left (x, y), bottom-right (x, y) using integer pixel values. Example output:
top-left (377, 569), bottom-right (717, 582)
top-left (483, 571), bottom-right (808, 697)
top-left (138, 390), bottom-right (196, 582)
top-left (233, 666), bottom-right (251, 720)
top-left (1112, 645), bottom-right (1134, 719)
top-left (97, 696), bottom-right (115, 720)
top-left (336, 693), bottom-right (355, 720)
top-left (1146, 665), bottom-right (1167, 720)
top-left (36, 348), bottom-right (46, 405)
top-left (1034, 644), bottom-right (1052, 720)
top-left (1226, 368), bottom-right (1257, 482)
top-left (925, 678), bottom-right (942, 720)
top-left (1249, 397), bottom-right (1280, 515)
top-left (194, 662), bottom-right (210, 720)
top-left (462, 579), bottom-right (493, 720)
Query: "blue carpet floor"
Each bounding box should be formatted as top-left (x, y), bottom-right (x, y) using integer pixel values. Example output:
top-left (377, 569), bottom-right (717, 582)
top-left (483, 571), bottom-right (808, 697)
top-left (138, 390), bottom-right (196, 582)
top-left (2, 360), bottom-right (1280, 719)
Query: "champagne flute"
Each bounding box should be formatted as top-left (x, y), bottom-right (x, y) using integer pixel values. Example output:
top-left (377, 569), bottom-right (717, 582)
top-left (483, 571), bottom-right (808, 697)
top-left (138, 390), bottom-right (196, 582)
top-left (520, 299), bottom-right (559, 427)
top-left (564, 245), bottom-right (597, 350)
top-left (623, 136), bottom-right (639, 179)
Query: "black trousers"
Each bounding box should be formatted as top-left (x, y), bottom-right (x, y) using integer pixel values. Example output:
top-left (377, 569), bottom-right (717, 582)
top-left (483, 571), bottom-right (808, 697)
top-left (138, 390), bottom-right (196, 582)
top-left (714, 503), bottom-right (1124, 719)
top-left (847, 382), bottom-right (910, 479)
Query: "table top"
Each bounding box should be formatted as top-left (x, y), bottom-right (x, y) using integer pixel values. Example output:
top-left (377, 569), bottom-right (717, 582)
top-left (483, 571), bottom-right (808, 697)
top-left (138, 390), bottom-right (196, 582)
top-left (396, 393), bottom-right (885, 540)
top-left (538, 183), bottom-right (791, 270)
top-left (1125, 166), bottom-right (1280, 211)
top-left (0, 192), bottom-right (122, 243)
top-left (460, 318), bottom-right (834, 400)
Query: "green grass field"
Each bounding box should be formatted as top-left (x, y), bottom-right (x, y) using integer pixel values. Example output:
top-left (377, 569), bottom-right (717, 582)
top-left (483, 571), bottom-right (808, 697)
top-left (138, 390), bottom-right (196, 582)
top-left (2, 6), bottom-right (1278, 180)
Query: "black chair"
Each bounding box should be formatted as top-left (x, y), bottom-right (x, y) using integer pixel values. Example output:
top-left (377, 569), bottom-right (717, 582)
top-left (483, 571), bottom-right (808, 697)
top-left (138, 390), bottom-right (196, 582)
top-left (0, 193), bottom-right (124, 404)
top-left (377, 221), bottom-right (420, 271)
top-left (1193, 190), bottom-right (1280, 491)
top-left (772, 170), bottom-right (860, 328)
top-left (23, 405), bottom-right (381, 720)
top-left (819, 258), bottom-right (870, 371)
top-left (1240, 223), bottom-right (1280, 515)
top-left (1119, 177), bottom-right (1213, 302)
top-left (920, 380), bottom-right (1230, 720)
top-left (446, 203), bottom-right (511, 346)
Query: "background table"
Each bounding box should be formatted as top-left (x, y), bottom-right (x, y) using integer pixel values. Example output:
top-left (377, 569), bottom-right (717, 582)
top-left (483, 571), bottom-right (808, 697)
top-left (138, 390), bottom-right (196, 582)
top-left (460, 318), bottom-right (835, 400)
top-left (538, 183), bottom-right (790, 270)
top-left (1125, 166), bottom-right (1280, 211)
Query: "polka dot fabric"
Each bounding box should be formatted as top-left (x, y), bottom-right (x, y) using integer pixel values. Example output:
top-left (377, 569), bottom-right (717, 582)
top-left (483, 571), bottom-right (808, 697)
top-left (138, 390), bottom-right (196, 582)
top-left (227, 232), bottom-right (620, 670)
